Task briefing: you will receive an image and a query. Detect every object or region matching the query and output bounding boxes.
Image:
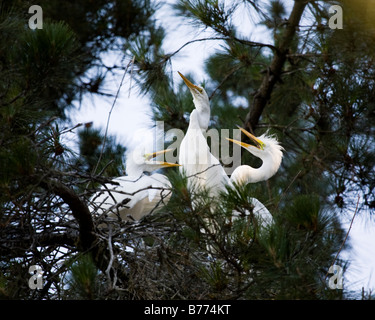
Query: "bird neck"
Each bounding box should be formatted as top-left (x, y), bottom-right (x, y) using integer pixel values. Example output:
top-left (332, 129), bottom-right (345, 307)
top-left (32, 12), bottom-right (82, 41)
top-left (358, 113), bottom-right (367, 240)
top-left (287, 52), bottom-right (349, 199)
top-left (188, 109), bottom-right (201, 130)
top-left (126, 165), bottom-right (143, 178)
top-left (125, 155), bottom-right (144, 177)
top-left (193, 98), bottom-right (210, 130)
top-left (231, 153), bottom-right (281, 185)
top-left (256, 153), bottom-right (280, 182)
top-left (197, 109), bottom-right (209, 130)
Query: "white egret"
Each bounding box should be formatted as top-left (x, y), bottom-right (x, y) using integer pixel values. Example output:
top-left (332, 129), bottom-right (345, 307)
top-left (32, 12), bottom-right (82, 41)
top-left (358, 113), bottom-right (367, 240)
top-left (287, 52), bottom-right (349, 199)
top-left (178, 72), bottom-right (278, 229)
top-left (227, 127), bottom-right (284, 228)
top-left (227, 127), bottom-right (284, 185)
top-left (91, 148), bottom-right (180, 223)
top-left (178, 72), bottom-right (228, 198)
top-left (178, 72), bottom-right (210, 131)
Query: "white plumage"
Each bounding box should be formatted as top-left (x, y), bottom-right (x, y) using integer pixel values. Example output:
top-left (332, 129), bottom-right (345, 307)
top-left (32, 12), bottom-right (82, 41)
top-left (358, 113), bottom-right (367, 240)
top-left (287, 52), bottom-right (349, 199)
top-left (178, 72), bottom-right (282, 228)
top-left (228, 128), bottom-right (284, 228)
top-left (90, 148), bottom-right (180, 223)
top-left (178, 72), bottom-right (228, 198)
top-left (179, 109), bottom-right (228, 198)
top-left (229, 129), bottom-right (284, 184)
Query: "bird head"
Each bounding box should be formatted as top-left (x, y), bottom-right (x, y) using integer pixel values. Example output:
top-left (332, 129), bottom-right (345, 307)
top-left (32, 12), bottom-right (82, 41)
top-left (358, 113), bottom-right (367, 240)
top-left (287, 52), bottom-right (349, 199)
top-left (178, 71), bottom-right (208, 101)
top-left (143, 149), bottom-right (181, 170)
top-left (126, 148), bottom-right (180, 176)
top-left (227, 127), bottom-right (284, 164)
top-left (178, 71), bottom-right (210, 130)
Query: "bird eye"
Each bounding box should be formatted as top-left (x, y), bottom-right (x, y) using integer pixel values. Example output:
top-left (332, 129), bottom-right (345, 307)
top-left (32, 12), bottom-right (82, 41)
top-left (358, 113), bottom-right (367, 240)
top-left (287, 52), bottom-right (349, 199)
top-left (196, 87), bottom-right (203, 94)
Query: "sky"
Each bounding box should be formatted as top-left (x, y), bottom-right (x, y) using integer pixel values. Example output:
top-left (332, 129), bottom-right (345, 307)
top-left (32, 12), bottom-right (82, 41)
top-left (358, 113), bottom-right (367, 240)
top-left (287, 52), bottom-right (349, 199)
top-left (68, 0), bottom-right (375, 297)
top-left (340, 212), bottom-right (375, 295)
top-left (68, 0), bottom-right (269, 150)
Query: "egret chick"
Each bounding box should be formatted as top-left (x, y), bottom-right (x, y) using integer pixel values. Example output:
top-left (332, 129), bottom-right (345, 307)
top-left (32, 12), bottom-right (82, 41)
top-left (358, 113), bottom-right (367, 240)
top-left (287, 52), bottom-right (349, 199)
top-left (91, 148), bottom-right (180, 223)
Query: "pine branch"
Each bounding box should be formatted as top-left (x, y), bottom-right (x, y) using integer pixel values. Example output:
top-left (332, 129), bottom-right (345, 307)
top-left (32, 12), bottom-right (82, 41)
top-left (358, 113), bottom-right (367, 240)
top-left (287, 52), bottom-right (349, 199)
top-left (244, 0), bottom-right (308, 133)
top-left (325, 194), bottom-right (361, 279)
top-left (37, 176), bottom-right (130, 284)
top-left (92, 56), bottom-right (134, 176)
top-left (168, 37), bottom-right (277, 60)
top-left (39, 178), bottom-right (97, 252)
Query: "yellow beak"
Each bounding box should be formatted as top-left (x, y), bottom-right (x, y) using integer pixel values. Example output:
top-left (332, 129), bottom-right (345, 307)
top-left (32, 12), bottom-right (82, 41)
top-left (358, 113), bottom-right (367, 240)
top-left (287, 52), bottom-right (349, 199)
top-left (226, 127), bottom-right (265, 150)
top-left (156, 162), bottom-right (182, 168)
top-left (178, 71), bottom-right (203, 93)
top-left (144, 149), bottom-right (181, 167)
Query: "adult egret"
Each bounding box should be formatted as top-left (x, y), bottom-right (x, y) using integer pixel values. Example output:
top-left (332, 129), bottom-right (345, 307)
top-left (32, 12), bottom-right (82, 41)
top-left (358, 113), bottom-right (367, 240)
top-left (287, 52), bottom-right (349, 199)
top-left (91, 148), bottom-right (180, 223)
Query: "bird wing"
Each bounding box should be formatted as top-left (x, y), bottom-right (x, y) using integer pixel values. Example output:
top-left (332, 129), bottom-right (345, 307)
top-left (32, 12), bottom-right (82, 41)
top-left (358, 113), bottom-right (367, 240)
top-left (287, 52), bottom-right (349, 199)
top-left (250, 198), bottom-right (273, 228)
top-left (145, 173), bottom-right (172, 202)
top-left (91, 174), bottom-right (171, 222)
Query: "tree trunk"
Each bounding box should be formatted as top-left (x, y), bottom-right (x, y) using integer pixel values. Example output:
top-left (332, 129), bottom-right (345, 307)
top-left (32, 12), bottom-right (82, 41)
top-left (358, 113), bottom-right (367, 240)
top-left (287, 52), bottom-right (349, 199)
top-left (244, 0), bottom-right (308, 133)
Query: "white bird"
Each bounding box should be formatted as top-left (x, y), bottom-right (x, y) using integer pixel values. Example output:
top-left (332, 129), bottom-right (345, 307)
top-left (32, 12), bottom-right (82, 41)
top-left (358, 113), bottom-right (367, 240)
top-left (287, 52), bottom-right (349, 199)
top-left (177, 72), bottom-right (228, 198)
top-left (227, 127), bottom-right (284, 228)
top-left (91, 148), bottom-right (180, 223)
top-left (227, 127), bottom-right (284, 185)
top-left (178, 72), bottom-right (280, 229)
top-left (178, 72), bottom-right (210, 131)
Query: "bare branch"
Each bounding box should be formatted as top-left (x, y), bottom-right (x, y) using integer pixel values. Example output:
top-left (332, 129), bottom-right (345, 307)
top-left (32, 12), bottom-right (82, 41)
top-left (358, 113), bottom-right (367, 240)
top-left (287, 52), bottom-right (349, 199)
top-left (39, 178), bottom-right (97, 252)
top-left (326, 194), bottom-right (361, 279)
top-left (92, 57), bottom-right (135, 176)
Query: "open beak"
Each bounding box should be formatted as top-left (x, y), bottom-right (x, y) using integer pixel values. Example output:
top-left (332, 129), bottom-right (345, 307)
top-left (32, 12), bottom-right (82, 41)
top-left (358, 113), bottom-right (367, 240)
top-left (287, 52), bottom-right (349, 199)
top-left (178, 71), bottom-right (203, 93)
top-left (226, 127), bottom-right (265, 150)
top-left (144, 149), bottom-right (181, 167)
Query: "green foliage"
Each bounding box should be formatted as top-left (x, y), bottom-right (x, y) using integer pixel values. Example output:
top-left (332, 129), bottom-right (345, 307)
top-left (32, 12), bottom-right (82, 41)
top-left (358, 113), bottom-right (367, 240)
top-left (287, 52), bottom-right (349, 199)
top-left (155, 172), bottom-right (344, 299)
top-left (174, 0), bottom-right (237, 37)
top-left (283, 195), bottom-right (320, 230)
top-left (16, 22), bottom-right (79, 117)
top-left (0, 0), bottom-right (157, 300)
top-left (65, 254), bottom-right (101, 300)
top-left (75, 125), bottom-right (126, 177)
top-left (128, 25), bottom-right (170, 93)
top-left (0, 260), bottom-right (26, 299)
top-left (206, 43), bottom-right (268, 102)
top-left (40, 0), bottom-right (156, 46)
top-left (1, 0), bottom-right (374, 300)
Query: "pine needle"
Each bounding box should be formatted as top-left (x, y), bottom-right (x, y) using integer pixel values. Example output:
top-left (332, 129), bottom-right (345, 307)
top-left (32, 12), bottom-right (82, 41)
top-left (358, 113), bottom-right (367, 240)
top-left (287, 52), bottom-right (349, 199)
top-left (325, 194), bottom-right (361, 279)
